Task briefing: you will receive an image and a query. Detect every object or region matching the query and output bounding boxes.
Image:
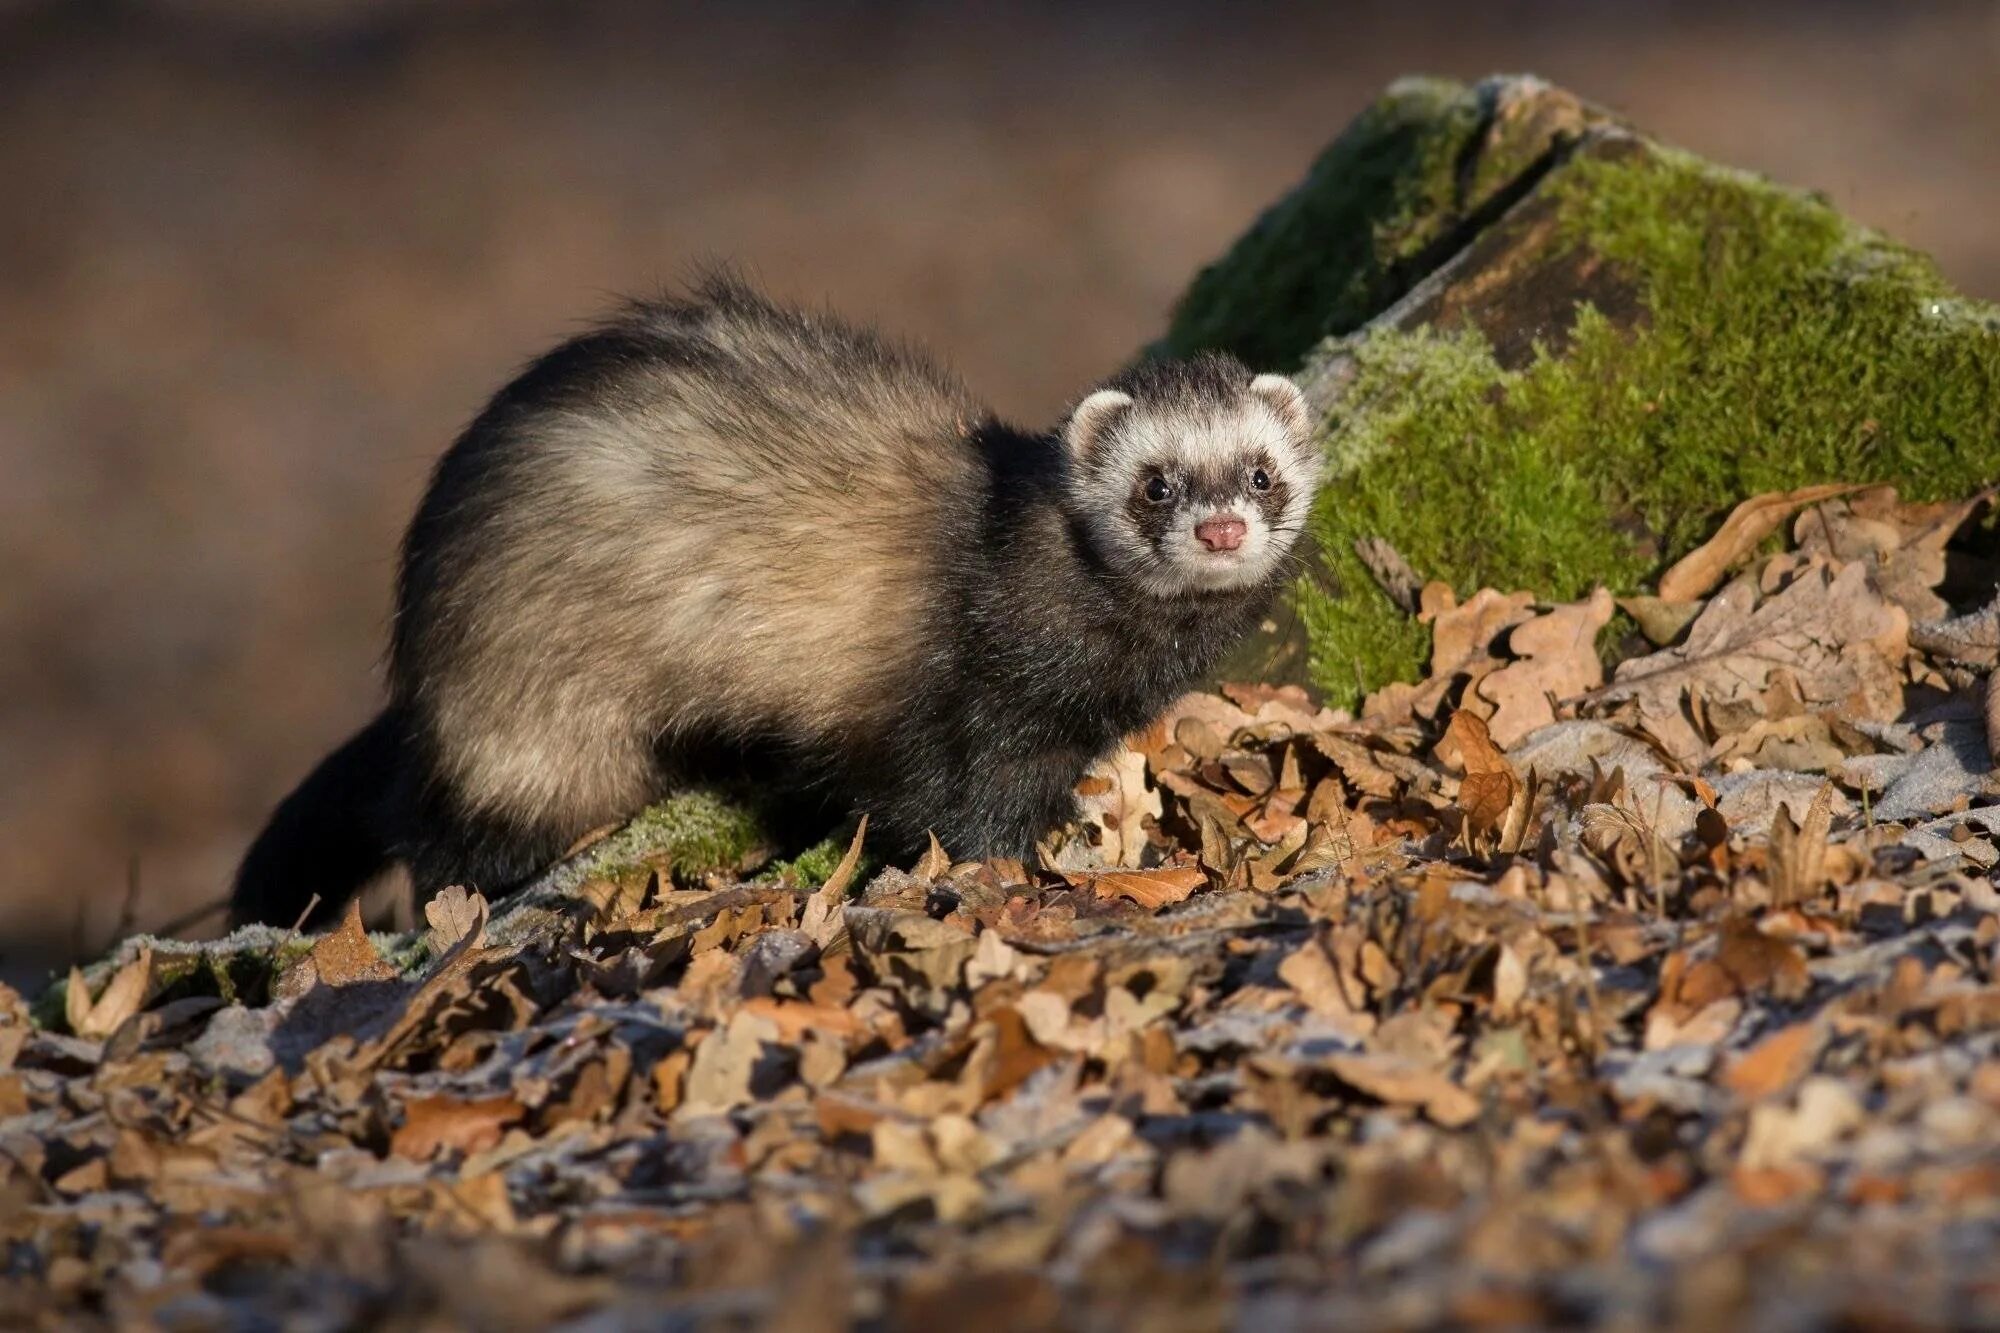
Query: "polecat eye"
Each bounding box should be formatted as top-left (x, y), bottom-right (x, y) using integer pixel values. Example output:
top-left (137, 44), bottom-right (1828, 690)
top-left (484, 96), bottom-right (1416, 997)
top-left (1144, 475), bottom-right (1172, 503)
top-left (1251, 468), bottom-right (1271, 491)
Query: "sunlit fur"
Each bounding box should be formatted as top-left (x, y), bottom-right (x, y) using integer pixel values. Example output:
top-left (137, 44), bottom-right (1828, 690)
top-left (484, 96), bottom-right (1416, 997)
top-left (231, 278), bottom-right (1319, 927)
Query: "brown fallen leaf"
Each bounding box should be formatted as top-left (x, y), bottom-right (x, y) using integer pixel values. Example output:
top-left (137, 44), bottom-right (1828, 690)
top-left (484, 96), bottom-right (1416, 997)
top-left (913, 832), bottom-right (952, 882)
top-left (1717, 915), bottom-right (1811, 1002)
top-left (679, 1010), bottom-right (780, 1118)
top-left (311, 898), bottom-right (400, 987)
top-left (1657, 482), bottom-right (1859, 602)
top-left (424, 885), bottom-right (489, 957)
top-left (1618, 595), bottom-right (1705, 647)
top-left (1414, 585), bottom-right (1539, 721)
top-left (390, 1093), bottom-right (526, 1161)
top-left (1793, 485), bottom-right (1992, 621)
top-left (1592, 561), bottom-right (1908, 769)
top-left (799, 816), bottom-right (870, 946)
top-left (66, 944), bottom-right (153, 1040)
top-left (1074, 745), bottom-right (1161, 869)
top-left (1708, 713), bottom-right (1850, 774)
top-left (1440, 711), bottom-right (1523, 851)
top-left (1277, 937), bottom-right (1375, 1037)
top-left (1325, 1053), bottom-right (1480, 1128)
top-left (1722, 1022), bottom-right (1823, 1101)
top-left (1311, 731), bottom-right (1402, 800)
top-left (1987, 678), bottom-right (2000, 790)
top-left (739, 996), bottom-right (863, 1044)
top-left (1075, 866), bottom-right (1206, 911)
top-left (1912, 591), bottom-right (2000, 668)
top-left (1477, 588), bottom-right (1615, 748)
top-left (1768, 780), bottom-right (1837, 905)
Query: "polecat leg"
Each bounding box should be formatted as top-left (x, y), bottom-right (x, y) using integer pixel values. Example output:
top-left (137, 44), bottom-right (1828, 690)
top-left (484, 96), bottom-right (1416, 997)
top-left (398, 801), bottom-right (576, 907)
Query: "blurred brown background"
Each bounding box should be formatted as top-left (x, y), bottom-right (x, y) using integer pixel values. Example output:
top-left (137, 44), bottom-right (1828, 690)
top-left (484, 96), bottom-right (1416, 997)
top-left (5, 0), bottom-right (1999, 982)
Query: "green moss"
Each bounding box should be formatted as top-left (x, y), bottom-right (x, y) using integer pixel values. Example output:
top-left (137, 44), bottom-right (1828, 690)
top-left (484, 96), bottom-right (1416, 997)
top-left (618, 789), bottom-right (771, 878)
top-left (764, 829), bottom-right (845, 885)
top-left (1154, 77), bottom-right (1491, 369)
top-left (1287, 136), bottom-right (2000, 703)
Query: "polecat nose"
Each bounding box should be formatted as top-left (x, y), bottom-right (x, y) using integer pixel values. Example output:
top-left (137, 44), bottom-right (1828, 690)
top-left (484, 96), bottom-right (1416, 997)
top-left (1194, 513), bottom-right (1248, 552)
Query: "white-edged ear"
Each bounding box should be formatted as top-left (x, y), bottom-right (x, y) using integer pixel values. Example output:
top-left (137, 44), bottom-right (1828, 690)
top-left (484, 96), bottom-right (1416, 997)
top-left (1064, 389), bottom-right (1134, 461)
top-left (1249, 373), bottom-right (1310, 440)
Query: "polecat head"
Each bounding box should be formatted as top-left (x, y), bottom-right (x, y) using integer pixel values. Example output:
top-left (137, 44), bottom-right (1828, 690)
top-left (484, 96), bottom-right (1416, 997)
top-left (1060, 353), bottom-right (1318, 598)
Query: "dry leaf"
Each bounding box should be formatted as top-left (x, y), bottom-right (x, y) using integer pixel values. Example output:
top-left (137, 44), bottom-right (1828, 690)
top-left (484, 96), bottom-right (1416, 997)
top-left (679, 1011), bottom-right (780, 1118)
top-left (800, 817), bottom-right (869, 947)
top-left (1078, 867), bottom-right (1205, 910)
top-left (66, 945), bottom-right (153, 1040)
top-left (390, 1093), bottom-right (525, 1161)
top-left (27, 464), bottom-right (2000, 1329)
top-left (1075, 745), bottom-right (1162, 868)
top-left (1911, 592), bottom-right (2000, 668)
top-left (1793, 485), bottom-right (1992, 620)
top-left (1312, 731), bottom-right (1402, 800)
top-left (1325, 1053), bottom-right (1480, 1128)
top-left (913, 832), bottom-right (952, 881)
top-left (424, 885), bottom-right (489, 957)
top-left (1441, 711), bottom-right (1522, 850)
top-left (1723, 1022), bottom-right (1822, 1101)
top-left (1415, 586), bottom-right (1539, 721)
top-left (1768, 781), bottom-right (1836, 905)
top-left (1717, 916), bottom-right (1811, 1002)
top-left (1594, 561), bottom-right (1908, 769)
top-left (1618, 595), bottom-right (1705, 647)
top-left (311, 898), bottom-right (399, 987)
top-left (1478, 588), bottom-right (1615, 747)
top-left (1277, 937), bottom-right (1375, 1037)
top-left (1657, 483), bottom-right (1859, 602)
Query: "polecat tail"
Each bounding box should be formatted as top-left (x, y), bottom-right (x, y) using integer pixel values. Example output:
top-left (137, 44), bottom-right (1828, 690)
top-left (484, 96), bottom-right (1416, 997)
top-left (230, 710), bottom-right (404, 929)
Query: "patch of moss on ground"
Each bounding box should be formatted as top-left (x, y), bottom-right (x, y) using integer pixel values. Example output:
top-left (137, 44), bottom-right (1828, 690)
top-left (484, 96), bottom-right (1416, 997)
top-left (761, 825), bottom-right (875, 889)
top-left (617, 789), bottom-right (771, 878)
top-left (1293, 137), bottom-right (2000, 703)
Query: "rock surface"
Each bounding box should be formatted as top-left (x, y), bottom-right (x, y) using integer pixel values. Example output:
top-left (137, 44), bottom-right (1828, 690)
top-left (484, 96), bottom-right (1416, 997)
top-left (1158, 75), bottom-right (2000, 699)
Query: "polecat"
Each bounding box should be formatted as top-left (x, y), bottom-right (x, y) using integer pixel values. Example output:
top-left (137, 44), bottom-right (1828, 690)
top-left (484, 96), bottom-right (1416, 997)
top-left (231, 278), bottom-right (1319, 927)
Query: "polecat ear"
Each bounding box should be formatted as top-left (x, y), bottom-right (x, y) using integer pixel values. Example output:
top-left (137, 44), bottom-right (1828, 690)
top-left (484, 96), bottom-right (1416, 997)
top-left (1064, 389), bottom-right (1134, 462)
top-left (1249, 373), bottom-right (1310, 443)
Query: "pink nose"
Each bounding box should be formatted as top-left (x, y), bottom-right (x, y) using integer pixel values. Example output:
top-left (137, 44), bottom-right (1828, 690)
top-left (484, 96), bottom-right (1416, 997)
top-left (1194, 514), bottom-right (1248, 552)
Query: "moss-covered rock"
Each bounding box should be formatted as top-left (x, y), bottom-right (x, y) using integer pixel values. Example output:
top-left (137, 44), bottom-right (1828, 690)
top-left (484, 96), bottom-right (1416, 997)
top-left (1163, 75), bottom-right (2000, 701)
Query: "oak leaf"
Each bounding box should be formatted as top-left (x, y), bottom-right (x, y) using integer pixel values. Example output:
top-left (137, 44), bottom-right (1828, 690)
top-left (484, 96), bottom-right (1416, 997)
top-left (423, 885), bottom-right (488, 957)
top-left (1075, 745), bottom-right (1162, 868)
top-left (1593, 561), bottom-right (1907, 769)
top-left (1477, 588), bottom-right (1615, 747)
top-left (1440, 711), bottom-right (1524, 851)
top-left (1412, 585), bottom-right (1538, 721)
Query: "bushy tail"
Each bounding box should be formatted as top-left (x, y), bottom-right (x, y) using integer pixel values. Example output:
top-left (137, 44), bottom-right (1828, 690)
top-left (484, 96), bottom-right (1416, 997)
top-left (231, 710), bottom-right (404, 929)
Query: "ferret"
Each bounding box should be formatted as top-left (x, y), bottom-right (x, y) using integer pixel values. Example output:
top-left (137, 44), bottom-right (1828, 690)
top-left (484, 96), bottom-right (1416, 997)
top-left (231, 277), bottom-right (1319, 928)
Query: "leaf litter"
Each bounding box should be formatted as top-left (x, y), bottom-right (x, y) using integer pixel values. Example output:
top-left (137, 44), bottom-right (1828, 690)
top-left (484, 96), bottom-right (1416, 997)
top-left (7, 482), bottom-right (2000, 1329)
